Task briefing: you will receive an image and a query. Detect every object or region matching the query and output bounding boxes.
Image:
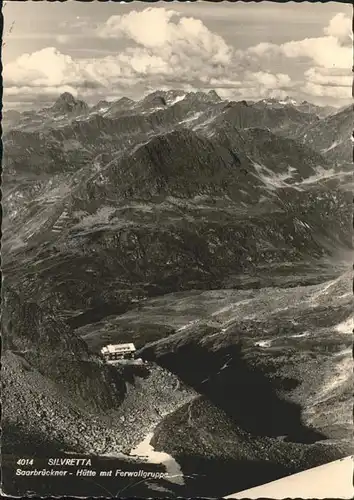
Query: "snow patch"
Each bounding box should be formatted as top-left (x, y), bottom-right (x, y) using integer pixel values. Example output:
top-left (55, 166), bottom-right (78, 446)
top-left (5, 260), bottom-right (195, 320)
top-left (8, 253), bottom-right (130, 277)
top-left (179, 111), bottom-right (203, 125)
top-left (169, 94), bottom-right (186, 105)
top-left (96, 106), bottom-right (109, 113)
top-left (130, 433), bottom-right (184, 485)
top-left (53, 114), bottom-right (66, 121)
top-left (73, 206), bottom-right (117, 230)
top-left (297, 165), bottom-right (336, 185)
top-left (253, 162), bottom-right (296, 191)
top-left (254, 339), bottom-right (273, 348)
top-left (176, 319), bottom-right (200, 332)
top-left (335, 316), bottom-right (353, 334)
top-left (279, 98), bottom-right (297, 106)
top-left (290, 332), bottom-right (310, 339)
top-left (321, 140), bottom-right (339, 153)
top-left (316, 356), bottom-right (352, 401)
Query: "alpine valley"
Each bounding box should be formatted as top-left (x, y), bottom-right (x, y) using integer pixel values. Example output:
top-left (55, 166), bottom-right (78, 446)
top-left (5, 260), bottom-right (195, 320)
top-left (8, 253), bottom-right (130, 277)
top-left (2, 90), bottom-right (352, 497)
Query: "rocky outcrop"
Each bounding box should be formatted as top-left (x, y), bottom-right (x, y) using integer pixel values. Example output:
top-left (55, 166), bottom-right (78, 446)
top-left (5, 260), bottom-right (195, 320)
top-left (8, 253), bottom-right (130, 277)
top-left (134, 272), bottom-right (352, 497)
top-left (2, 288), bottom-right (196, 456)
top-left (51, 92), bottom-right (89, 116)
top-left (150, 395), bottom-right (351, 498)
top-left (2, 287), bottom-right (127, 411)
top-left (297, 105), bottom-right (352, 163)
top-left (217, 99), bottom-right (317, 135)
top-left (138, 272), bottom-right (352, 446)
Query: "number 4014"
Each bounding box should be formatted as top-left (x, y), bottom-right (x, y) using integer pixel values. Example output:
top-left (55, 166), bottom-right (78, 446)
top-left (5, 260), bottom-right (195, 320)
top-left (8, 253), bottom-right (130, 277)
top-left (17, 459), bottom-right (34, 465)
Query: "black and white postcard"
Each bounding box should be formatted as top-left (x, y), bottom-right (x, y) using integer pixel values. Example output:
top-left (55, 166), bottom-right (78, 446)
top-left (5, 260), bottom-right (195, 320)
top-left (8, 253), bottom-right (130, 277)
top-left (1, 1), bottom-right (353, 497)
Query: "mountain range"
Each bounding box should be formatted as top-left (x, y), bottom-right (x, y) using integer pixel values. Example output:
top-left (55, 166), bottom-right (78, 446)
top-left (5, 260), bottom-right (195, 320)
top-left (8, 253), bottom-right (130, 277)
top-left (2, 90), bottom-right (352, 497)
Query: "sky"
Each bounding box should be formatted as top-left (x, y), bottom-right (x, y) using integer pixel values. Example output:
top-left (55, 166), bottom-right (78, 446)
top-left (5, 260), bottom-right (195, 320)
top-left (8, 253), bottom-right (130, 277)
top-left (2, 1), bottom-right (353, 110)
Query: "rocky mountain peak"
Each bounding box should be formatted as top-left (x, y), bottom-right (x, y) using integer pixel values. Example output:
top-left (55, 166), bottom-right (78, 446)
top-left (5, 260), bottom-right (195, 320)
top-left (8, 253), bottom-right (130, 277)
top-left (92, 99), bottom-right (109, 110)
top-left (117, 96), bottom-right (135, 105)
top-left (55, 92), bottom-right (77, 106)
top-left (52, 92), bottom-right (89, 114)
top-left (142, 92), bottom-right (168, 107)
top-left (207, 89), bottom-right (222, 102)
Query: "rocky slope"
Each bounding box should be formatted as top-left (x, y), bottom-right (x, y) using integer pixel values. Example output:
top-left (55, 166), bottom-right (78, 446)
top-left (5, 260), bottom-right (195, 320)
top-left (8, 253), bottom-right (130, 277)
top-left (137, 272), bottom-right (353, 495)
top-left (297, 105), bottom-right (352, 163)
top-left (138, 272), bottom-right (352, 435)
top-left (150, 396), bottom-right (350, 497)
top-left (2, 287), bottom-right (195, 457)
top-left (2, 350), bottom-right (195, 457)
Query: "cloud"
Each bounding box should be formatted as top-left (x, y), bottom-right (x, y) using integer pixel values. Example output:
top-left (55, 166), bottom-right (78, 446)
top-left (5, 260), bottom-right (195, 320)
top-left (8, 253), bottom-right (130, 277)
top-left (244, 12), bottom-right (352, 101)
top-left (281, 36), bottom-right (351, 69)
top-left (2, 8), bottom-right (248, 100)
top-left (5, 85), bottom-right (80, 98)
top-left (98, 7), bottom-right (232, 65)
top-left (249, 71), bottom-right (291, 88)
top-left (4, 48), bottom-right (85, 88)
top-left (3, 9), bottom-right (352, 107)
top-left (246, 12), bottom-right (352, 69)
top-left (323, 12), bottom-right (352, 42)
top-left (98, 8), bottom-right (179, 47)
top-left (302, 82), bottom-right (351, 99)
top-left (248, 34), bottom-right (351, 70)
top-left (212, 72), bottom-right (294, 101)
top-left (59, 17), bottom-right (93, 31)
top-left (304, 67), bottom-right (352, 88)
top-left (56, 34), bottom-right (71, 45)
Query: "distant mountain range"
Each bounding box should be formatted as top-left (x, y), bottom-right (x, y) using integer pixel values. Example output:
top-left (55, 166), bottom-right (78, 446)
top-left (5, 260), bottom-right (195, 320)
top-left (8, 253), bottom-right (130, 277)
top-left (253, 96), bottom-right (337, 118)
top-left (2, 91), bottom-right (349, 169)
top-left (2, 89), bottom-right (351, 320)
